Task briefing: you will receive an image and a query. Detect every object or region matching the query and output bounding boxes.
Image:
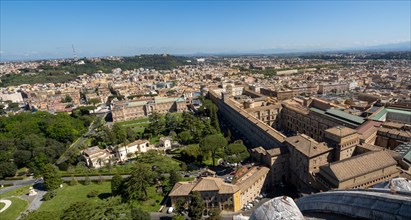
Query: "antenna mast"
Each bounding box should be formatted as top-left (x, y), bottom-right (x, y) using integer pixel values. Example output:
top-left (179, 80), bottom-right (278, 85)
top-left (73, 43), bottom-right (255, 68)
top-left (72, 44), bottom-right (78, 61)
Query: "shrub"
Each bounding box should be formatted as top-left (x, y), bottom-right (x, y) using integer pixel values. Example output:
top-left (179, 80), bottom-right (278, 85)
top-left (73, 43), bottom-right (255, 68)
top-left (131, 207), bottom-right (150, 220)
top-left (58, 162), bottom-right (69, 171)
top-left (67, 166), bottom-right (76, 174)
top-left (180, 162), bottom-right (188, 171)
top-left (87, 190), bottom-right (99, 198)
top-left (83, 175), bottom-right (91, 185)
top-left (43, 191), bottom-right (57, 201)
top-left (96, 174), bottom-right (103, 185)
top-left (69, 175), bottom-right (78, 186)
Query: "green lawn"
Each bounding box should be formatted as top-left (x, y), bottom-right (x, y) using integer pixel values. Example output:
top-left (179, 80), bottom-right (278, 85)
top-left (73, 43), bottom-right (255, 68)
top-left (149, 136), bottom-right (160, 145)
top-left (181, 176), bottom-right (195, 182)
top-left (36, 182), bottom-right (112, 218)
top-left (117, 112), bottom-right (182, 128)
top-left (117, 112), bottom-right (183, 138)
top-left (131, 186), bottom-right (162, 212)
top-left (0, 197), bottom-right (28, 220)
top-left (0, 185), bottom-right (32, 199)
top-left (0, 202), bottom-right (5, 210)
top-left (132, 126), bottom-right (146, 134)
top-left (123, 122), bottom-right (150, 129)
top-left (36, 182), bottom-right (164, 216)
top-left (117, 118), bottom-right (150, 126)
top-left (203, 157), bottom-right (222, 166)
top-left (117, 118), bottom-right (149, 136)
top-left (170, 148), bottom-right (183, 154)
top-left (16, 167), bottom-right (29, 176)
top-left (58, 163), bottom-right (134, 176)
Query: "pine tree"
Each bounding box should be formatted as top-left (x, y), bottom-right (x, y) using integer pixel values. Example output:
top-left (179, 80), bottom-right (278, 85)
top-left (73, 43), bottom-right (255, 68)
top-left (111, 173), bottom-right (123, 196)
top-left (43, 164), bottom-right (62, 191)
top-left (188, 191), bottom-right (204, 220)
top-left (175, 199), bottom-right (186, 215)
top-left (200, 134), bottom-right (227, 166)
top-left (169, 170), bottom-right (181, 188)
top-left (209, 207), bottom-right (222, 220)
top-left (226, 129), bottom-right (232, 143)
top-left (123, 163), bottom-right (155, 201)
top-left (209, 105), bottom-right (220, 132)
top-left (131, 207), bottom-right (150, 220)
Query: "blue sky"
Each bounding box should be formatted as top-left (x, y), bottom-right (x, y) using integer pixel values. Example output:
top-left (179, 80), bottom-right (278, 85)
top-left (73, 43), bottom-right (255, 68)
top-left (0, 0), bottom-right (410, 60)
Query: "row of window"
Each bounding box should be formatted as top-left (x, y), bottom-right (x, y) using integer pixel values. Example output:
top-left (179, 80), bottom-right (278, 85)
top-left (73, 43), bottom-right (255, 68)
top-left (352, 173), bottom-right (394, 189)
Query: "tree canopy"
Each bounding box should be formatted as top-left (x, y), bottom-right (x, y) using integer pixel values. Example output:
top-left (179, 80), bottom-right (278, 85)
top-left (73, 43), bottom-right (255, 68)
top-left (131, 207), bottom-right (150, 220)
top-left (188, 191), bottom-right (205, 220)
top-left (135, 150), bottom-right (180, 174)
top-left (224, 142), bottom-right (249, 165)
top-left (0, 111), bottom-right (88, 175)
top-left (0, 162), bottom-right (17, 179)
top-left (111, 173), bottom-right (123, 196)
top-left (200, 134), bottom-right (227, 166)
top-left (61, 196), bottom-right (132, 220)
top-left (88, 98), bottom-right (101, 106)
top-left (43, 163), bottom-right (62, 190)
top-left (122, 163), bottom-right (155, 201)
top-left (61, 95), bottom-right (73, 103)
top-left (146, 112), bottom-right (165, 136)
top-left (0, 55), bottom-right (192, 87)
top-left (199, 98), bottom-right (220, 132)
top-left (168, 170), bottom-right (181, 191)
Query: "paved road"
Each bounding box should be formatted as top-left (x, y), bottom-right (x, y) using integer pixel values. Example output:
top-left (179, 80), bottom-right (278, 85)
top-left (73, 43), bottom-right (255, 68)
top-left (61, 175), bottom-right (130, 181)
top-left (56, 127), bottom-right (95, 164)
top-left (25, 190), bottom-right (47, 212)
top-left (0, 177), bottom-right (36, 194)
top-left (241, 198), bottom-right (270, 216)
top-left (0, 199), bottom-right (12, 213)
top-left (56, 113), bottom-right (107, 165)
top-left (0, 175), bottom-right (131, 195)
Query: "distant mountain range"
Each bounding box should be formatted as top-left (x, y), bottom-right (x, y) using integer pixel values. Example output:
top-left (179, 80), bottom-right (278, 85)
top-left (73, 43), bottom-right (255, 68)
top-left (191, 41), bottom-right (411, 56)
top-left (2, 42), bottom-right (410, 62)
top-left (350, 41), bottom-right (411, 52)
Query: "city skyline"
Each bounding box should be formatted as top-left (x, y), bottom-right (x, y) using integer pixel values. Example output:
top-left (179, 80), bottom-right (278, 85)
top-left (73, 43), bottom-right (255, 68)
top-left (1, 0), bottom-right (410, 60)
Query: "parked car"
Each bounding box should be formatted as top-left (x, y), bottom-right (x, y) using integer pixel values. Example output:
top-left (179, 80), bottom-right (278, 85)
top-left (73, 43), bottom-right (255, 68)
top-left (224, 176), bottom-right (233, 183)
top-left (167, 207), bottom-right (174, 214)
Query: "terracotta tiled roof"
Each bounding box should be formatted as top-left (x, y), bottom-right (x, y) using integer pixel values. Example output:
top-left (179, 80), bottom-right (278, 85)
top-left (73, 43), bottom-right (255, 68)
top-left (378, 127), bottom-right (411, 138)
top-left (321, 151), bottom-right (397, 182)
top-left (357, 143), bottom-right (384, 152)
top-left (236, 166), bottom-right (270, 192)
top-left (192, 177), bottom-right (240, 194)
top-left (357, 120), bottom-right (381, 134)
top-left (325, 126), bottom-right (357, 137)
top-left (286, 134), bottom-right (332, 158)
top-left (251, 147), bottom-right (267, 155)
top-left (168, 182), bottom-right (196, 197)
top-left (127, 139), bottom-right (149, 147)
top-left (169, 177), bottom-right (241, 197)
